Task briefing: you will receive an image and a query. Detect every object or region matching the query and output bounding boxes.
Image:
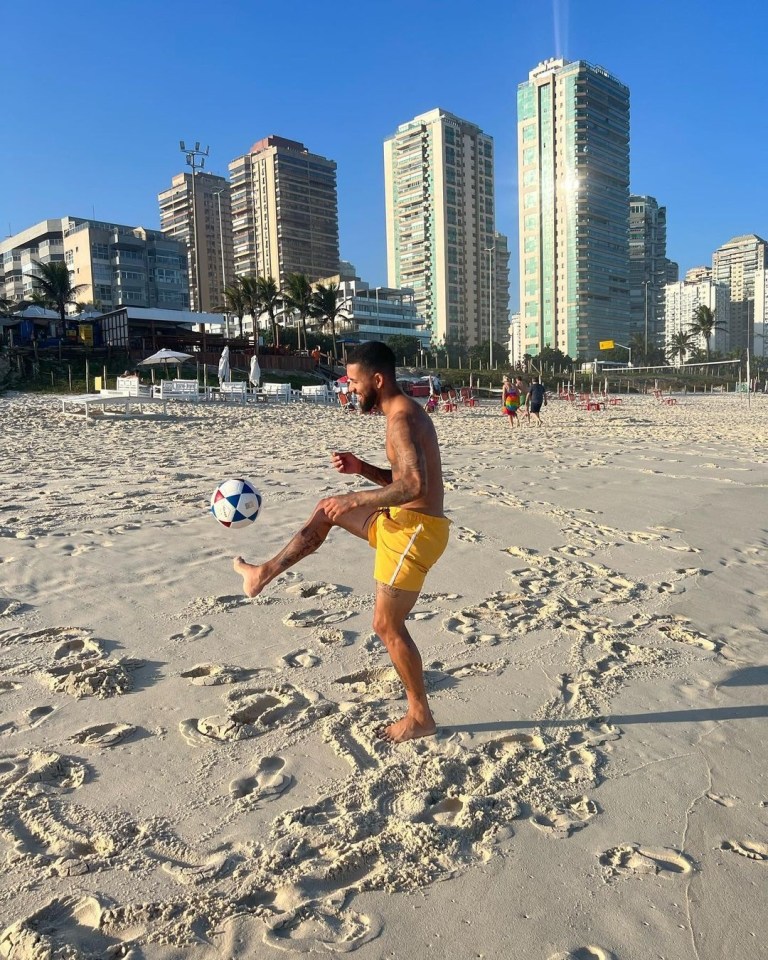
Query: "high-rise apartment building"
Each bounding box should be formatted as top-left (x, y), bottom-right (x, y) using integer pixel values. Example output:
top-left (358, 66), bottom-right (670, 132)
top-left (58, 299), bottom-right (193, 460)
top-left (384, 108), bottom-right (497, 348)
top-left (1, 218), bottom-right (188, 312)
top-left (229, 136), bottom-right (339, 284)
top-left (629, 195), bottom-right (670, 348)
top-left (711, 234), bottom-right (768, 352)
top-left (493, 232), bottom-right (511, 345)
top-left (158, 172), bottom-right (234, 312)
top-left (517, 58), bottom-right (630, 359)
top-left (664, 271), bottom-right (729, 357)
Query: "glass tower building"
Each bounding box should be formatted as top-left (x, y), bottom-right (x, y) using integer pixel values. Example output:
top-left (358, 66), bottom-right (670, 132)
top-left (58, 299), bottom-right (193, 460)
top-left (517, 59), bottom-right (630, 360)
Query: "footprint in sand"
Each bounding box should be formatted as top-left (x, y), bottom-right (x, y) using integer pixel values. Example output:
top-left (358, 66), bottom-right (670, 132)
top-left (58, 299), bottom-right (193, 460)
top-left (69, 722), bottom-right (137, 747)
top-left (0, 896), bottom-right (136, 960)
top-left (0, 598), bottom-right (26, 617)
top-left (313, 627), bottom-right (354, 647)
top-left (285, 580), bottom-right (350, 599)
top-left (52, 635), bottom-right (103, 660)
top-left (599, 844), bottom-right (693, 877)
top-left (722, 839), bottom-right (768, 861)
top-left (179, 685), bottom-right (331, 745)
top-left (406, 609), bottom-right (440, 621)
top-left (654, 618), bottom-right (721, 653)
top-left (531, 796), bottom-right (599, 839)
top-left (706, 792), bottom-right (739, 807)
top-left (230, 755), bottom-right (292, 805)
top-left (549, 949), bottom-right (615, 960)
top-left (428, 796), bottom-right (465, 825)
top-left (281, 649), bottom-right (321, 668)
top-left (456, 526), bottom-right (485, 543)
top-left (170, 623), bottom-right (212, 642)
top-left (283, 609), bottom-right (354, 629)
top-left (180, 663), bottom-right (268, 686)
top-left (263, 903), bottom-right (381, 954)
top-left (39, 656), bottom-right (139, 700)
top-left (0, 679), bottom-right (22, 693)
top-left (441, 660), bottom-right (508, 679)
top-left (0, 704), bottom-right (56, 737)
top-left (334, 667), bottom-right (403, 701)
top-left (161, 853), bottom-right (230, 886)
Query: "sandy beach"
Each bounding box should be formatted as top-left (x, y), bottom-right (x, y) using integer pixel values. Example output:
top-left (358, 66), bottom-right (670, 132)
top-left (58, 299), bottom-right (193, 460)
top-left (1, 391), bottom-right (767, 960)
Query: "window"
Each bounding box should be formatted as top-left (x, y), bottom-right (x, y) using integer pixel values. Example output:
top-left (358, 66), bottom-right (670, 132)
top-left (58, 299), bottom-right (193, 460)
top-left (522, 125), bottom-right (536, 142)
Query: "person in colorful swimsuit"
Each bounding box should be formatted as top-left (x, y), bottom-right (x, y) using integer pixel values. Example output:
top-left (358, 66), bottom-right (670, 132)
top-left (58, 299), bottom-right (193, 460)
top-left (502, 375), bottom-right (521, 428)
top-left (234, 341), bottom-right (449, 743)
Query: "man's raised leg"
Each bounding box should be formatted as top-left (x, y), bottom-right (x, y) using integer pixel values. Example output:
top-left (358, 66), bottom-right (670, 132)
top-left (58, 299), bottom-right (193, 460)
top-left (234, 503), bottom-right (374, 598)
top-left (372, 582), bottom-right (436, 743)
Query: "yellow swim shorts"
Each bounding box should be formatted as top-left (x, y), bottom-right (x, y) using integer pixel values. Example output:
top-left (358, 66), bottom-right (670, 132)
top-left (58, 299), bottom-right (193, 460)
top-left (367, 506), bottom-right (450, 592)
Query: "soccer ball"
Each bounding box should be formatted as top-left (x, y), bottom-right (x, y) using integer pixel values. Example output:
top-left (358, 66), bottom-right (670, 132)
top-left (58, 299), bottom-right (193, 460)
top-left (210, 478), bottom-right (262, 529)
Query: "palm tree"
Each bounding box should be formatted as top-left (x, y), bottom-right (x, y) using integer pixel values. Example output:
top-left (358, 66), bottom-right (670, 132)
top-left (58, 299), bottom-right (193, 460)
top-left (256, 276), bottom-right (282, 349)
top-left (667, 330), bottom-right (695, 366)
top-left (25, 260), bottom-right (86, 330)
top-left (310, 281), bottom-right (350, 361)
top-left (282, 273), bottom-right (313, 351)
top-left (690, 305), bottom-right (726, 360)
top-left (239, 276), bottom-right (262, 341)
top-left (221, 279), bottom-right (247, 337)
top-left (0, 295), bottom-right (15, 317)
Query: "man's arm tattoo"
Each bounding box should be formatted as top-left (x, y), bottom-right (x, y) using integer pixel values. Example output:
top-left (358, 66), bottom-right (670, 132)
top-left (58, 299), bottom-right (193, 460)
top-left (358, 461), bottom-right (393, 487)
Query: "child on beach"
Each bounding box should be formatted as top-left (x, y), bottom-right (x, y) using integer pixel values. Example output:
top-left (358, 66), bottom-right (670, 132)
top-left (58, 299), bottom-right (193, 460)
top-left (502, 375), bottom-right (521, 428)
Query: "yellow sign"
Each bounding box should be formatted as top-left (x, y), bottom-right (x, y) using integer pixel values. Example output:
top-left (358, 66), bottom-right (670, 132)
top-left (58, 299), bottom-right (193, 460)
top-left (78, 324), bottom-right (93, 346)
top-left (599, 339), bottom-right (615, 350)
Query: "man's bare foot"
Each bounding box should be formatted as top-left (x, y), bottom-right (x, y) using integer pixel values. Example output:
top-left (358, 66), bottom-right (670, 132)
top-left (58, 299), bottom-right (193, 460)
top-left (376, 714), bottom-right (437, 744)
top-left (233, 556), bottom-right (270, 598)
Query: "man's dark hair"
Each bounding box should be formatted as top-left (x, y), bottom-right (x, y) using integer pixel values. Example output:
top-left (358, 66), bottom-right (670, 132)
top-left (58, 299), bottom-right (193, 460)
top-left (347, 341), bottom-right (397, 379)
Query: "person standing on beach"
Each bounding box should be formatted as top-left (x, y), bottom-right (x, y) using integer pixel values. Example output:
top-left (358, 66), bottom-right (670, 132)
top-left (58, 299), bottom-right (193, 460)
top-left (515, 376), bottom-right (529, 422)
top-left (526, 376), bottom-right (548, 425)
top-left (234, 341), bottom-right (449, 743)
top-left (502, 375), bottom-right (521, 428)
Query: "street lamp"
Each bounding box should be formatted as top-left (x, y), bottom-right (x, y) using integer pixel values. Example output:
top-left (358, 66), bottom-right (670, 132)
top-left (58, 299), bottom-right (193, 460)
top-left (180, 140), bottom-right (209, 312)
top-left (485, 246), bottom-right (494, 368)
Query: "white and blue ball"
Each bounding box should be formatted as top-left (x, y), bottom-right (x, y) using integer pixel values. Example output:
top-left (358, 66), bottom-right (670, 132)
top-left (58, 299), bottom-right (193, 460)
top-left (210, 478), bottom-right (262, 529)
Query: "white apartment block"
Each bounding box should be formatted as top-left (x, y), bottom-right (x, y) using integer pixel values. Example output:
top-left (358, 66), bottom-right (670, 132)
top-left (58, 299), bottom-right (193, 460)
top-left (229, 136), bottom-right (339, 284)
top-left (1, 219), bottom-right (70, 302)
top-left (1, 217), bottom-right (189, 313)
top-left (384, 108), bottom-right (497, 349)
top-left (712, 234), bottom-right (768, 352)
top-left (311, 274), bottom-right (429, 346)
top-left (158, 171), bottom-right (234, 313)
top-left (664, 275), bottom-right (730, 357)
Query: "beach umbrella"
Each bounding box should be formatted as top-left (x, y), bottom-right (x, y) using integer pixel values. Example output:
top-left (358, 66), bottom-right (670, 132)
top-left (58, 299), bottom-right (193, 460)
top-left (249, 355), bottom-right (261, 388)
top-left (218, 345), bottom-right (231, 385)
top-left (139, 348), bottom-right (192, 366)
top-left (139, 348), bottom-right (192, 380)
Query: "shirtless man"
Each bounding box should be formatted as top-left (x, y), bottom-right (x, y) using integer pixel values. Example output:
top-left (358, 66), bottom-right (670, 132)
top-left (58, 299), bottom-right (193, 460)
top-left (234, 341), bottom-right (449, 743)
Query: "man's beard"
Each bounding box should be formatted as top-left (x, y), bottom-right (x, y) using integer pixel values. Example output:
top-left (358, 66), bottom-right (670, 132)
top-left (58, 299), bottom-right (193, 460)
top-left (357, 390), bottom-right (377, 414)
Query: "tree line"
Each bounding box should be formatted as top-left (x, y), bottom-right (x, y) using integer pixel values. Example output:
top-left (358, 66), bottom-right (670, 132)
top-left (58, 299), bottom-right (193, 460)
top-left (220, 274), bottom-right (349, 359)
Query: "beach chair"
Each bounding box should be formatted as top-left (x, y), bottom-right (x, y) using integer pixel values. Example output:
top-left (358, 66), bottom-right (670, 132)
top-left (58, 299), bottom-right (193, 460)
top-left (459, 386), bottom-right (477, 408)
top-left (337, 391), bottom-right (357, 413)
top-left (437, 391), bottom-right (456, 412)
top-left (116, 376), bottom-right (152, 398)
top-left (219, 382), bottom-right (247, 404)
top-left (261, 382), bottom-right (292, 403)
top-left (301, 384), bottom-right (332, 404)
top-left (152, 380), bottom-right (201, 402)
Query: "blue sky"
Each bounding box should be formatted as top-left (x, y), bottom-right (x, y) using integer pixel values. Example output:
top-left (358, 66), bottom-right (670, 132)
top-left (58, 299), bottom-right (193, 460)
top-left (3, 0), bottom-right (766, 305)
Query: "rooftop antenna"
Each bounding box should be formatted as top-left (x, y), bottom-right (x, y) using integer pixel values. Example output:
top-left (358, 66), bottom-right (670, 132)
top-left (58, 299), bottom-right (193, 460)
top-left (180, 141), bottom-right (210, 312)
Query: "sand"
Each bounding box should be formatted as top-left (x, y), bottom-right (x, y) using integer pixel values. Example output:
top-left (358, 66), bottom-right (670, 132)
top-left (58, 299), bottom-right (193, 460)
top-left (0, 391), bottom-right (766, 960)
